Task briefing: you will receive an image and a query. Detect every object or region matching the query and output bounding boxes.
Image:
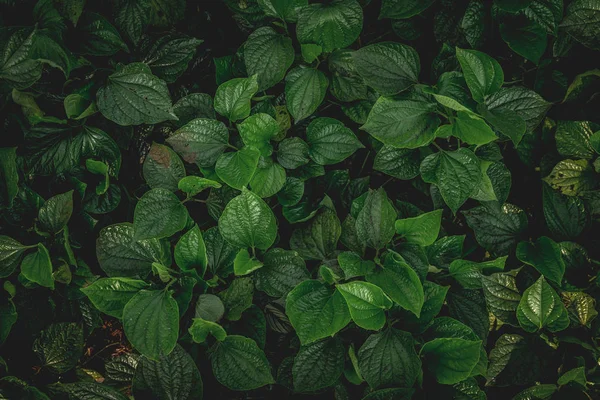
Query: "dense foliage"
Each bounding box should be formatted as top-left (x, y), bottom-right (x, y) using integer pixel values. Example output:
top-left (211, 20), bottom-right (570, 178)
top-left (1, 0), bottom-right (600, 399)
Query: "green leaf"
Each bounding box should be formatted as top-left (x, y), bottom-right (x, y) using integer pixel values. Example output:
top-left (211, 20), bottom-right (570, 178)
top-left (517, 276), bottom-right (569, 333)
top-left (172, 93), bottom-right (215, 127)
top-left (366, 251), bottom-right (424, 317)
top-left (133, 188), bottom-right (188, 241)
top-left (238, 113), bottom-right (279, 157)
top-left (544, 159), bottom-right (595, 196)
top-left (486, 334), bottom-right (541, 386)
top-left (38, 190), bottom-right (73, 234)
top-left (456, 48), bottom-right (504, 103)
top-left (452, 111), bottom-right (498, 145)
top-left (0, 28), bottom-right (42, 90)
top-left (97, 63), bottom-right (177, 126)
top-left (255, 248), bottom-right (309, 297)
top-left (501, 17), bottom-right (547, 64)
top-left (513, 384), bottom-right (557, 400)
top-left (78, 12), bottom-right (129, 56)
top-left (301, 43), bottom-right (322, 63)
top-left (233, 248), bottom-right (263, 276)
top-left (395, 209), bottom-right (442, 246)
top-left (290, 208), bottom-right (341, 260)
top-left (336, 281), bottom-right (393, 330)
top-left (426, 235), bottom-right (465, 269)
top-left (480, 106), bottom-right (528, 146)
top-left (214, 76), bottom-right (259, 122)
top-left (0, 236), bottom-right (29, 278)
top-left (143, 143), bottom-right (186, 192)
top-left (211, 335), bottom-right (274, 390)
top-left (420, 148), bottom-right (481, 213)
top-left (218, 277), bottom-right (254, 321)
top-left (555, 120), bottom-right (598, 159)
top-left (358, 328), bottom-right (420, 389)
top-left (0, 147), bottom-right (18, 208)
top-left (483, 86), bottom-right (550, 132)
top-left (96, 223), bottom-right (171, 278)
top-left (178, 176), bottom-right (221, 197)
top-left (285, 67), bottom-right (329, 122)
top-left (481, 272), bottom-right (521, 326)
top-left (379, 0), bottom-right (435, 19)
top-left (561, 0), bottom-right (600, 51)
top-left (166, 118), bottom-right (229, 167)
top-left (21, 243), bottom-right (54, 289)
top-left (361, 388), bottom-right (414, 400)
top-left (218, 188), bottom-right (277, 250)
top-left (463, 202), bottom-right (528, 256)
top-left (296, 0), bottom-right (363, 52)
top-left (449, 257), bottom-right (507, 289)
top-left (175, 224), bottom-right (207, 274)
top-left (60, 382), bottom-right (129, 400)
top-left (373, 146), bottom-right (420, 180)
top-left (543, 183), bottom-right (588, 240)
top-left (361, 90), bottom-right (440, 148)
top-left (114, 0), bottom-right (151, 45)
top-left (33, 322), bottom-right (83, 374)
top-left (293, 337), bottom-right (345, 392)
top-left (286, 280), bottom-right (350, 344)
top-left (558, 366), bottom-right (587, 387)
top-left (132, 344), bottom-right (203, 399)
top-left (356, 188), bottom-right (397, 250)
top-left (249, 158), bottom-right (286, 198)
top-left (338, 251), bottom-right (376, 279)
top-left (306, 117), bottom-right (363, 165)
top-left (195, 294), bottom-right (225, 322)
top-left (81, 278), bottom-right (149, 318)
top-left (516, 237), bottom-right (565, 284)
top-left (244, 27), bottom-right (294, 90)
top-left (258, 0), bottom-right (308, 21)
top-left (420, 337), bottom-right (482, 385)
top-left (352, 42), bottom-right (420, 96)
top-left (205, 226), bottom-right (237, 277)
top-left (277, 137), bottom-right (310, 169)
top-left (563, 291), bottom-right (598, 327)
top-left (141, 33), bottom-right (203, 83)
top-left (215, 147), bottom-right (261, 190)
top-left (189, 318), bottom-right (227, 343)
top-left (122, 289), bottom-right (179, 360)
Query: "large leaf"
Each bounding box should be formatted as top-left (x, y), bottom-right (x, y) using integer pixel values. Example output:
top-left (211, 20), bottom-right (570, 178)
top-left (255, 248), bottom-right (309, 298)
top-left (132, 345), bottom-right (203, 400)
top-left (361, 90), bottom-right (440, 148)
top-left (358, 328), bottom-right (421, 389)
top-left (96, 223), bottom-right (171, 278)
top-left (296, 0), bottom-right (363, 52)
top-left (373, 146), bottom-right (420, 180)
top-left (353, 42), bottom-right (420, 96)
top-left (292, 337), bottom-right (345, 392)
top-left (395, 209), bottom-right (442, 246)
top-left (141, 33), bottom-right (202, 83)
top-left (215, 147), bottom-right (260, 190)
top-left (336, 281), bottom-right (393, 330)
top-left (122, 289), bottom-right (179, 360)
top-left (174, 225), bottom-right (208, 274)
top-left (210, 335), bottom-right (274, 390)
top-left (97, 63), bottom-right (177, 126)
top-left (516, 236), bottom-right (565, 284)
top-left (500, 17), bottom-right (547, 64)
top-left (285, 66), bottom-right (328, 122)
top-left (218, 188), bottom-right (277, 250)
top-left (33, 322), bottom-right (83, 374)
top-left (483, 86), bottom-right (551, 132)
top-left (481, 272), bottom-right (521, 326)
top-left (420, 148), bottom-right (481, 213)
top-left (114, 0), bottom-right (151, 45)
top-left (516, 276), bottom-right (569, 333)
top-left (456, 48), bottom-right (503, 103)
top-left (166, 118), bottom-right (229, 167)
top-left (306, 117), bottom-right (363, 165)
top-left (285, 280), bottom-right (350, 344)
top-left (78, 12), bottom-right (128, 56)
top-left (0, 236), bottom-right (32, 278)
top-left (0, 28), bottom-right (42, 90)
top-left (81, 278), bottom-right (149, 318)
top-left (355, 188), bottom-right (397, 250)
top-left (420, 337), bottom-right (482, 385)
top-left (290, 208), bottom-right (341, 260)
top-left (244, 27), bottom-right (294, 90)
top-left (133, 188), bottom-right (188, 241)
top-left (561, 0), bottom-right (600, 50)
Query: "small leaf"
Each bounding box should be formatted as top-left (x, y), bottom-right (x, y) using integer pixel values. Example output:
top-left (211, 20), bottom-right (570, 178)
top-left (516, 236), bottom-right (565, 284)
top-left (244, 27), bottom-right (294, 90)
top-left (215, 147), bottom-right (261, 190)
top-left (133, 188), bottom-right (188, 241)
top-left (189, 318), bottom-right (227, 343)
top-left (395, 209), bottom-right (442, 246)
top-left (285, 67), bottom-right (328, 122)
top-left (38, 190), bottom-right (74, 234)
top-left (174, 224), bottom-right (208, 274)
top-left (81, 277), bottom-right (149, 318)
top-left (21, 243), bottom-right (54, 289)
top-left (214, 76), bottom-right (259, 122)
top-left (233, 248), bottom-right (263, 276)
top-left (336, 281), bottom-right (393, 330)
top-left (306, 117), bottom-right (363, 165)
top-left (356, 188), bottom-right (397, 250)
top-left (516, 276), bottom-right (569, 333)
top-left (456, 48), bottom-right (504, 103)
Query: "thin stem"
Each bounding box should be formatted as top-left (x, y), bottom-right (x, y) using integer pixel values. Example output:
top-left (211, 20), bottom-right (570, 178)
top-left (432, 141), bottom-right (443, 151)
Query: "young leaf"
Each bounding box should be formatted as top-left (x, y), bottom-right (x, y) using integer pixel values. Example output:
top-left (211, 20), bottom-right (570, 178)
top-left (21, 243), bottom-right (54, 289)
top-left (452, 111), bottom-right (498, 145)
top-left (0, 236), bottom-right (33, 278)
top-left (174, 224), bottom-right (208, 274)
top-left (336, 281), bottom-right (393, 330)
top-left (233, 248), bottom-right (263, 276)
top-left (38, 190), bottom-right (74, 234)
top-left (420, 337), bottom-right (482, 385)
top-left (214, 75), bottom-right (259, 122)
top-left (189, 318), bottom-right (227, 343)
top-left (285, 67), bottom-right (328, 122)
top-left (133, 188), bottom-right (188, 241)
top-left (456, 48), bottom-right (504, 103)
top-left (122, 289), bottom-right (179, 360)
top-left (285, 280), bottom-right (351, 345)
top-left (218, 188), bottom-right (277, 250)
top-left (215, 147), bottom-right (261, 190)
top-left (395, 209), bottom-right (442, 246)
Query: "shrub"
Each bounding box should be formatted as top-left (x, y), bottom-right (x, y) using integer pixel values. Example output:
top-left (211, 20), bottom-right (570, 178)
top-left (1, 0), bottom-right (600, 399)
